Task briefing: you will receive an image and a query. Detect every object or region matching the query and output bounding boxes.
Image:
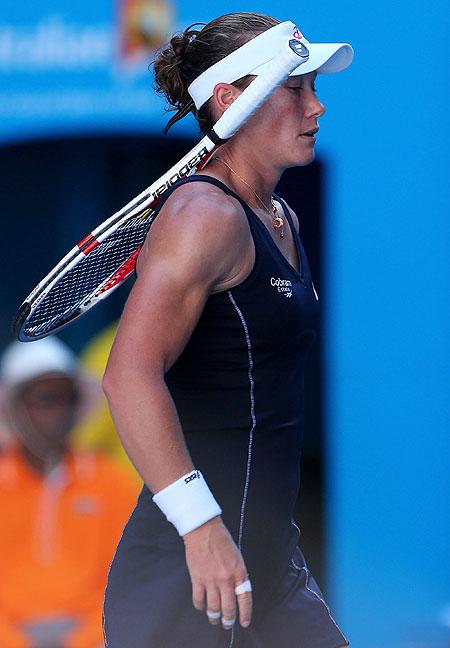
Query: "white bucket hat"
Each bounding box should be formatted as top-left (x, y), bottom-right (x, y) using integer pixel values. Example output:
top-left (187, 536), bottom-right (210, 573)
top-left (0, 337), bottom-right (101, 420)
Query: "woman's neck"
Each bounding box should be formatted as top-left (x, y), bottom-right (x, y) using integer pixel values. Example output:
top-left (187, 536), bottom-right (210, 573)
top-left (209, 141), bottom-right (283, 208)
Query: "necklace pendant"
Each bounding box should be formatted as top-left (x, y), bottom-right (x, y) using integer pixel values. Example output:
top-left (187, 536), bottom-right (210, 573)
top-left (273, 215), bottom-right (284, 234)
top-left (271, 198), bottom-right (284, 237)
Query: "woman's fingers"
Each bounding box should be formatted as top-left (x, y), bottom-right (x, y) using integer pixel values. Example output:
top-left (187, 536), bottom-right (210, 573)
top-left (192, 581), bottom-right (206, 612)
top-left (200, 579), bottom-right (251, 630)
top-left (184, 519), bottom-right (252, 629)
top-left (220, 583), bottom-right (237, 631)
top-left (206, 587), bottom-right (221, 625)
top-left (235, 578), bottom-right (253, 628)
top-left (211, 577), bottom-right (252, 630)
top-left (194, 580), bottom-right (252, 630)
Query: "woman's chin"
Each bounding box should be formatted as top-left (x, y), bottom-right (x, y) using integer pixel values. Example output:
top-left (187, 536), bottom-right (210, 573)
top-left (290, 150), bottom-right (315, 168)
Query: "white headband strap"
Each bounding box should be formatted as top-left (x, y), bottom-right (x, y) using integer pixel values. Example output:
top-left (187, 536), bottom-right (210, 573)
top-left (187, 20), bottom-right (354, 110)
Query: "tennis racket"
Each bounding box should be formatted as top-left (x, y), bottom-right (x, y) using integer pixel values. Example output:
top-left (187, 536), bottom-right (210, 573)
top-left (14, 37), bottom-right (309, 342)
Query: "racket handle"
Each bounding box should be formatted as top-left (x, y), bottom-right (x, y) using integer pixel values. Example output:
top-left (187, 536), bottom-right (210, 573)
top-left (213, 39), bottom-right (309, 141)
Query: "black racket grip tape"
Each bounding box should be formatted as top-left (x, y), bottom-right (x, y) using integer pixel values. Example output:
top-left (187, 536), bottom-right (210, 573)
top-left (206, 128), bottom-right (228, 146)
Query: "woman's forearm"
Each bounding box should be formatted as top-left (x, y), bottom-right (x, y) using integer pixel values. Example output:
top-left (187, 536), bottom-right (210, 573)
top-left (103, 369), bottom-right (194, 494)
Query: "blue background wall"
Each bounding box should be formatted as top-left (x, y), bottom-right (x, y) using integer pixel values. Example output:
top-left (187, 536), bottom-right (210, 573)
top-left (1, 1), bottom-right (449, 646)
top-left (317, 1), bottom-right (450, 646)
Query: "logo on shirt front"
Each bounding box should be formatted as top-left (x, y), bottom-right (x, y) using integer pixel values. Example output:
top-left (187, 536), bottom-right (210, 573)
top-left (270, 277), bottom-right (293, 298)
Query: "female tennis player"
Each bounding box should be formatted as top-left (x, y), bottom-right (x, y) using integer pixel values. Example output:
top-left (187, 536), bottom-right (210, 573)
top-left (103, 12), bottom-right (353, 648)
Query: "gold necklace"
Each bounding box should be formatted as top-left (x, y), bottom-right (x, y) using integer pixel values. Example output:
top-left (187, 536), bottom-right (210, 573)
top-left (214, 158), bottom-right (284, 237)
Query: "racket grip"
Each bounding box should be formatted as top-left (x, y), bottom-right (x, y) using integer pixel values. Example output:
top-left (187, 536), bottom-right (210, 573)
top-left (213, 39), bottom-right (309, 141)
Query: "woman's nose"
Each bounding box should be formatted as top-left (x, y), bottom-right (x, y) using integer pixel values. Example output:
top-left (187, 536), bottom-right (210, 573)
top-left (311, 96), bottom-right (326, 118)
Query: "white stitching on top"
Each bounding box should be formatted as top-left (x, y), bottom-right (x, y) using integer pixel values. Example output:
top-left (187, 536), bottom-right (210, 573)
top-left (227, 291), bottom-right (257, 648)
top-left (290, 559), bottom-right (349, 644)
top-left (227, 291), bottom-right (256, 551)
top-left (291, 517), bottom-right (301, 543)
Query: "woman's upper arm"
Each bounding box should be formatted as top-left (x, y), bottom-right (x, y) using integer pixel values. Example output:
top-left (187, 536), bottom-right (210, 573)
top-left (105, 188), bottom-right (245, 379)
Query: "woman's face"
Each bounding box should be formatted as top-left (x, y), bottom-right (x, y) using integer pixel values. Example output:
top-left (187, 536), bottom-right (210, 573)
top-left (240, 71), bottom-right (326, 169)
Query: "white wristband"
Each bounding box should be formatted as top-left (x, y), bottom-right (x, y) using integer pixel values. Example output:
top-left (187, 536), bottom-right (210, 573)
top-left (152, 470), bottom-right (222, 536)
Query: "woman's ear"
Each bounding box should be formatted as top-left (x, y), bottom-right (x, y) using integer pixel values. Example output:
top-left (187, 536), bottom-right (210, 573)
top-left (211, 83), bottom-right (241, 114)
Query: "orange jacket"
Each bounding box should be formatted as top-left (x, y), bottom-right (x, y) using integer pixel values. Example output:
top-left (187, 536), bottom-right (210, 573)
top-left (0, 450), bottom-right (139, 648)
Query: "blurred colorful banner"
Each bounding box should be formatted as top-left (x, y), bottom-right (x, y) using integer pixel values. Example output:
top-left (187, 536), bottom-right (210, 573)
top-left (0, 0), bottom-right (177, 143)
top-left (0, 0), bottom-right (291, 143)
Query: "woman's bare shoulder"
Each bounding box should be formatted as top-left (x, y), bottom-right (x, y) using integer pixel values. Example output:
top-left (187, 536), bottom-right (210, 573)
top-left (155, 180), bottom-right (245, 231)
top-left (136, 180), bottom-right (250, 282)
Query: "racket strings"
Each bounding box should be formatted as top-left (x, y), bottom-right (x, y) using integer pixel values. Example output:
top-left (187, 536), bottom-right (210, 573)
top-left (23, 213), bottom-right (153, 337)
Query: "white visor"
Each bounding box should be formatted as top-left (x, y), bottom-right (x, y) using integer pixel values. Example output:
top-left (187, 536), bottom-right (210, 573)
top-left (188, 21), bottom-right (354, 109)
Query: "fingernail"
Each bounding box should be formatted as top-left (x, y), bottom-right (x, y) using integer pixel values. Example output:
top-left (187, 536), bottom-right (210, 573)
top-left (242, 621), bottom-right (250, 628)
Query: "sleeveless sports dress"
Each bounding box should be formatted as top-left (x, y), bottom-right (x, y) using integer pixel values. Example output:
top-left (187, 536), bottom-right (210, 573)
top-left (103, 176), bottom-right (348, 648)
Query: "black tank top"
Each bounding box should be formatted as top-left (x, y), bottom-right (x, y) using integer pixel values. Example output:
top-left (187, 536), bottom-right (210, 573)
top-left (148, 175), bottom-right (320, 593)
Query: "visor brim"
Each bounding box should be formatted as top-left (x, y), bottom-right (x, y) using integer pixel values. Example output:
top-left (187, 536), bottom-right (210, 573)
top-left (290, 42), bottom-right (354, 76)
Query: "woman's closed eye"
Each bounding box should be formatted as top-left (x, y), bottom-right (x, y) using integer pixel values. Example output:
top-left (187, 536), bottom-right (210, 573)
top-left (287, 85), bottom-right (318, 94)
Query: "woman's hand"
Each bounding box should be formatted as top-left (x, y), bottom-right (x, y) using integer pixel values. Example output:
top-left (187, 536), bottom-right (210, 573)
top-left (183, 517), bottom-right (252, 631)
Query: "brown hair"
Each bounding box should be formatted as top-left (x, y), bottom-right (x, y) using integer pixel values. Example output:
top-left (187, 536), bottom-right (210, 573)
top-left (153, 12), bottom-right (280, 134)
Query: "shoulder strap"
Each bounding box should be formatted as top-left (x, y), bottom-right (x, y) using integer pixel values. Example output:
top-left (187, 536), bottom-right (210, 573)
top-left (153, 174), bottom-right (242, 214)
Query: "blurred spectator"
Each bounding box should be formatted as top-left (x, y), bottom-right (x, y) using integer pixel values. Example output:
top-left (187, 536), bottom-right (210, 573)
top-left (0, 337), bottom-right (139, 648)
top-left (0, 416), bottom-right (14, 450)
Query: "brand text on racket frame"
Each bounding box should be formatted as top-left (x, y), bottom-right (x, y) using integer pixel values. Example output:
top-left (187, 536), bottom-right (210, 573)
top-left (151, 147), bottom-right (209, 200)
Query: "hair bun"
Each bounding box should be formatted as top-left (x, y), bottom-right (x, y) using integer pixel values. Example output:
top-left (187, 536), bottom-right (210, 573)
top-left (170, 32), bottom-right (191, 61)
top-left (153, 14), bottom-right (278, 134)
top-left (154, 23), bottom-right (204, 111)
